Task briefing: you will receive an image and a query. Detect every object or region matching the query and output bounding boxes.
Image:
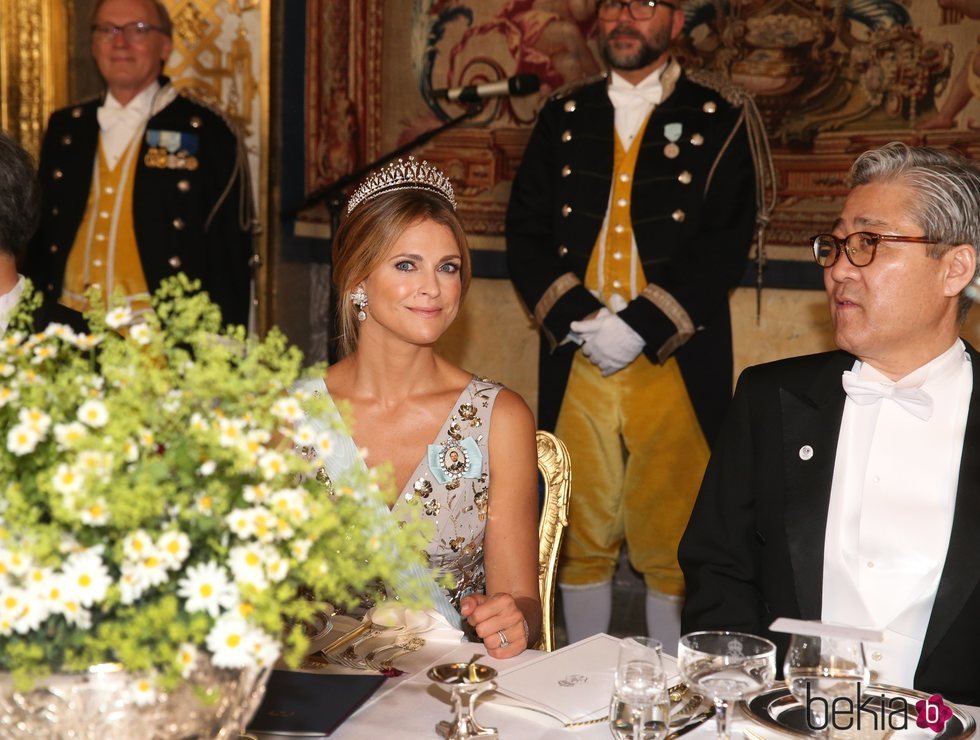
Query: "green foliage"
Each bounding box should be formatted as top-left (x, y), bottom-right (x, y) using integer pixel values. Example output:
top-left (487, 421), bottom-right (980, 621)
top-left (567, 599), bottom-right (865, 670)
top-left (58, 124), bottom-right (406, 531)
top-left (0, 276), bottom-right (430, 690)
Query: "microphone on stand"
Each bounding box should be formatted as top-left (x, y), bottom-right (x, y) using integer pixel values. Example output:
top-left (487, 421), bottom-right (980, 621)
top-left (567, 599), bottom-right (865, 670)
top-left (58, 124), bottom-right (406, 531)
top-left (432, 74), bottom-right (541, 104)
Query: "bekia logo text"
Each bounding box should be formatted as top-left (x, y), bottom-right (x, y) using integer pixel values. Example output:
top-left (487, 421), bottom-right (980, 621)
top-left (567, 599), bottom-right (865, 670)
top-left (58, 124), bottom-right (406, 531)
top-left (806, 684), bottom-right (952, 733)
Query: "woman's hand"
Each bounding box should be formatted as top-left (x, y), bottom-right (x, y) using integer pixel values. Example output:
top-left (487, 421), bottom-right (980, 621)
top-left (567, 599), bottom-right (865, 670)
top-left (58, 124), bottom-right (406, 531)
top-left (460, 592), bottom-right (530, 658)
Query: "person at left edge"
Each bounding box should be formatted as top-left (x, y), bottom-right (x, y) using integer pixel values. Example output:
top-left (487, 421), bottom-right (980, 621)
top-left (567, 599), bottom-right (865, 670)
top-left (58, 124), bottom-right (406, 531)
top-left (26, 0), bottom-right (253, 328)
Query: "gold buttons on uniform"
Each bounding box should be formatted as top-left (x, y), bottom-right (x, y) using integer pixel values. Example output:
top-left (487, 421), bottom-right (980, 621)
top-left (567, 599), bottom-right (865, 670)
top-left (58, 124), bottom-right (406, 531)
top-left (561, 130), bottom-right (573, 143)
top-left (168, 256), bottom-right (182, 269)
top-left (172, 218), bottom-right (185, 231)
top-left (190, 116), bottom-right (202, 128)
top-left (99, 210), bottom-right (110, 219)
top-left (678, 170), bottom-right (692, 185)
top-left (672, 209), bottom-right (686, 223)
top-left (558, 245), bottom-right (569, 257)
top-left (690, 133), bottom-right (704, 146)
top-left (93, 259), bottom-right (103, 267)
top-left (703, 101), bottom-right (717, 114)
top-left (49, 244), bottom-right (58, 253)
top-left (53, 169), bottom-right (63, 180)
top-left (177, 179), bottom-right (191, 192)
top-left (612, 279), bottom-right (622, 289)
top-left (61, 135), bottom-right (72, 146)
top-left (612, 251), bottom-right (623, 260)
top-left (616, 197), bottom-right (628, 207)
top-left (561, 204), bottom-right (572, 217)
top-left (104, 186), bottom-right (114, 194)
top-left (619, 173), bottom-right (630, 182)
top-left (95, 234), bottom-right (106, 242)
top-left (71, 107), bottom-right (82, 118)
top-left (614, 224), bottom-right (625, 234)
top-left (51, 207), bottom-right (59, 216)
top-left (563, 99), bottom-right (576, 112)
top-left (561, 165), bottom-right (572, 177)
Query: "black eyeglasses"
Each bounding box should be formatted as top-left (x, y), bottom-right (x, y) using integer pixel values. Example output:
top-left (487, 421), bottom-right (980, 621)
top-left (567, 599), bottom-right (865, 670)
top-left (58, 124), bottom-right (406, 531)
top-left (596, 0), bottom-right (677, 21)
top-left (91, 21), bottom-right (167, 43)
top-left (810, 231), bottom-right (939, 267)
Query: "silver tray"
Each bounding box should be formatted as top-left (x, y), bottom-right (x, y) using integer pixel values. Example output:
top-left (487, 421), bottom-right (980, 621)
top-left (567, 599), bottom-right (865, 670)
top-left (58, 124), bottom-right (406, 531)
top-left (743, 685), bottom-right (976, 739)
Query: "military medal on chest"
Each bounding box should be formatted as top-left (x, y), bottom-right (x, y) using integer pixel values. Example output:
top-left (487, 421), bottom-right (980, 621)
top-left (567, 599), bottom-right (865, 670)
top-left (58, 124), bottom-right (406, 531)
top-left (663, 122), bottom-right (683, 159)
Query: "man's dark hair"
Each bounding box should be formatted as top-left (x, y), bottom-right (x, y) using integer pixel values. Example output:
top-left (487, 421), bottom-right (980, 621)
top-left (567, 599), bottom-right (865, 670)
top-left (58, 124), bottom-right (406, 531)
top-left (0, 130), bottom-right (40, 262)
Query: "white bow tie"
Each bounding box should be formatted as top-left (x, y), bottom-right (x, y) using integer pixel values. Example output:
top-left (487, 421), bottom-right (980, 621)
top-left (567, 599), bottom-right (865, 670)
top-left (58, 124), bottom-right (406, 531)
top-left (608, 85), bottom-right (661, 110)
top-left (97, 102), bottom-right (144, 132)
top-left (841, 370), bottom-right (934, 421)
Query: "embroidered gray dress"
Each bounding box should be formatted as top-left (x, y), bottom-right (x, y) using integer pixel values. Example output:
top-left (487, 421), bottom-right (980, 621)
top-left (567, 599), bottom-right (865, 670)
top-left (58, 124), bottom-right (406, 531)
top-left (299, 375), bottom-right (503, 624)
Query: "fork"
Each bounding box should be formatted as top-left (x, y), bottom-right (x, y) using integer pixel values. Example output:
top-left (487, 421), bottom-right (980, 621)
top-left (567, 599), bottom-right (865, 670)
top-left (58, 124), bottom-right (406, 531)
top-left (363, 636), bottom-right (425, 671)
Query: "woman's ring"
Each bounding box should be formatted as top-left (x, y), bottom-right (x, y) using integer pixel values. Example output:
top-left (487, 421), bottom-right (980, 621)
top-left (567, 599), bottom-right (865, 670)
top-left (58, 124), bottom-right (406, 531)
top-left (497, 629), bottom-right (509, 648)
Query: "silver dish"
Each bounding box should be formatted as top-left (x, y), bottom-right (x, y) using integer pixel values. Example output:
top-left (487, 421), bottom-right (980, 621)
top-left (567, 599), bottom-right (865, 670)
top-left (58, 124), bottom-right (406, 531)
top-left (743, 684), bottom-right (976, 739)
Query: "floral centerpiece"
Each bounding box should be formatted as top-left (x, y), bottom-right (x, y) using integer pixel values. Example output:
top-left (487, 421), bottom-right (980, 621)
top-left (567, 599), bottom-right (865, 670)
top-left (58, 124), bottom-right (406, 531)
top-left (0, 277), bottom-right (429, 736)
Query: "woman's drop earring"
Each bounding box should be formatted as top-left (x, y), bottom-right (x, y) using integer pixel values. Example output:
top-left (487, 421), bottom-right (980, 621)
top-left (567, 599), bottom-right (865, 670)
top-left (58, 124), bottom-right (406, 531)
top-left (350, 286), bottom-right (368, 322)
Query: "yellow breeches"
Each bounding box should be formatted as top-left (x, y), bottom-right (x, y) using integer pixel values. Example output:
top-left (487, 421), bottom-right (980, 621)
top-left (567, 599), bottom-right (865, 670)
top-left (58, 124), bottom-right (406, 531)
top-left (555, 351), bottom-right (710, 596)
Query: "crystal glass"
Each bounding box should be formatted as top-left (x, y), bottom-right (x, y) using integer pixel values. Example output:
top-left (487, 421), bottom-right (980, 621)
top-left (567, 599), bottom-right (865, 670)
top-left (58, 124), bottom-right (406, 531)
top-left (677, 631), bottom-right (776, 739)
top-left (784, 633), bottom-right (869, 733)
top-left (610, 637), bottom-right (669, 740)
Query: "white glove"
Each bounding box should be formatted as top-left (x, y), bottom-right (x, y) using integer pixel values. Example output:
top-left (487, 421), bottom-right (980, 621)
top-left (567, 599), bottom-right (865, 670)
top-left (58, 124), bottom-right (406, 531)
top-left (571, 310), bottom-right (646, 376)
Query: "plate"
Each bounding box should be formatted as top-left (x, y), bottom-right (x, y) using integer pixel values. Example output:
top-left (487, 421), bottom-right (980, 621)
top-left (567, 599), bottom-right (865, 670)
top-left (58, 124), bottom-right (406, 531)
top-left (744, 685), bottom-right (976, 739)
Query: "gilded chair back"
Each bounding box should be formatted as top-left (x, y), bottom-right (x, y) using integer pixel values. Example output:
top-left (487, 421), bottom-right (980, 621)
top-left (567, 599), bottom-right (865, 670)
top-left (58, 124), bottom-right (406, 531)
top-left (535, 430), bottom-right (571, 652)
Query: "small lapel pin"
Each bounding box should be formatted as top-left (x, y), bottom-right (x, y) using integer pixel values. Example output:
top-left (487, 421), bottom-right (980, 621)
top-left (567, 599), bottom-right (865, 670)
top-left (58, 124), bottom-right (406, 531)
top-left (799, 445), bottom-right (814, 461)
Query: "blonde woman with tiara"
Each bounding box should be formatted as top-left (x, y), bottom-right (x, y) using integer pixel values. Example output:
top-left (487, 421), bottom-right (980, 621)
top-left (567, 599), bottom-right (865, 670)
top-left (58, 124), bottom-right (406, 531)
top-left (302, 158), bottom-right (540, 657)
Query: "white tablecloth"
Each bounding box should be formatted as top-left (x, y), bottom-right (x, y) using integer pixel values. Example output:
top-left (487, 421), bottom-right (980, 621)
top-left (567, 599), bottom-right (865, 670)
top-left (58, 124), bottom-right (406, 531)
top-left (257, 641), bottom-right (980, 739)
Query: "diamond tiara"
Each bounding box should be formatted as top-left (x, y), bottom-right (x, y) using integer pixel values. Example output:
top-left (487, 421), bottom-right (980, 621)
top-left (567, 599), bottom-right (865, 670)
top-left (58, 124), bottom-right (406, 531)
top-left (346, 156), bottom-right (457, 214)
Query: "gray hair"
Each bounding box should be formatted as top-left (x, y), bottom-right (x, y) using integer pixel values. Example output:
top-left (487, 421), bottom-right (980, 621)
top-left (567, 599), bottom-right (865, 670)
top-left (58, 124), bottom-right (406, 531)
top-left (92, 0), bottom-right (173, 36)
top-left (850, 142), bottom-right (980, 323)
top-left (0, 130), bottom-right (40, 261)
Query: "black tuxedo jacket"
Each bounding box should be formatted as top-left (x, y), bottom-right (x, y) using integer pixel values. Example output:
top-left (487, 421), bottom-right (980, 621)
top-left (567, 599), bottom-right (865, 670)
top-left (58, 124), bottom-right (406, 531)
top-left (679, 347), bottom-right (980, 704)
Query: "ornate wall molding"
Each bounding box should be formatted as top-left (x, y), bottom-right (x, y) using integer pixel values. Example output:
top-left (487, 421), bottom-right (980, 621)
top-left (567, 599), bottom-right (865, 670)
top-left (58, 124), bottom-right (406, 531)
top-left (0, 0), bottom-right (69, 157)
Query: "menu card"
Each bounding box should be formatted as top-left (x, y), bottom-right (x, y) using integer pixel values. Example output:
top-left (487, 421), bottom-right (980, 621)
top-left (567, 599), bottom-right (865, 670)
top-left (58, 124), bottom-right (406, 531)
top-left (491, 633), bottom-right (623, 725)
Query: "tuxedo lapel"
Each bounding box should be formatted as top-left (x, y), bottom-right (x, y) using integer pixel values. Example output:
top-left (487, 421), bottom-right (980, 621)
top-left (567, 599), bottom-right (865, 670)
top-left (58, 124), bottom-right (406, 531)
top-left (919, 343), bottom-right (980, 663)
top-left (781, 352), bottom-right (853, 618)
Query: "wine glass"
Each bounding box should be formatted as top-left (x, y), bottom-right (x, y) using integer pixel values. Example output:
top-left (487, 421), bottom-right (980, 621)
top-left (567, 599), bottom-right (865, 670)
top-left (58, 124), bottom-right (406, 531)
top-left (784, 633), bottom-right (869, 734)
top-left (677, 631), bottom-right (777, 739)
top-left (610, 637), bottom-right (669, 740)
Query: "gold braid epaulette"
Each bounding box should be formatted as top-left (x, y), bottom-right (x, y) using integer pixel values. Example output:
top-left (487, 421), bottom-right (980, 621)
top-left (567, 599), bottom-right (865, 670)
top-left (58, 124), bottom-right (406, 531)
top-left (548, 73), bottom-right (608, 102)
top-left (684, 68), bottom-right (751, 108)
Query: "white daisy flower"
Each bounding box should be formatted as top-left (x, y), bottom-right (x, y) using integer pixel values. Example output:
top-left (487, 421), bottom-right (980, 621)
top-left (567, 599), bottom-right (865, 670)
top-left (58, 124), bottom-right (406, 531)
top-left (157, 530), bottom-right (190, 570)
top-left (188, 413), bottom-right (209, 433)
top-left (44, 323), bottom-right (75, 341)
top-left (194, 492), bottom-right (214, 515)
top-left (16, 369), bottom-right (41, 386)
top-left (0, 361), bottom-right (15, 377)
top-left (7, 424), bottom-right (41, 456)
top-left (0, 548), bottom-right (30, 578)
top-left (258, 451), bottom-right (287, 481)
top-left (23, 565), bottom-right (53, 599)
top-left (0, 386), bottom-right (15, 409)
top-left (0, 587), bottom-right (29, 636)
top-left (53, 421), bottom-right (88, 450)
top-left (251, 508), bottom-right (277, 544)
top-left (133, 551), bottom-right (169, 590)
top-left (226, 509), bottom-right (255, 539)
top-left (265, 555), bottom-right (289, 583)
top-left (122, 530), bottom-right (154, 561)
top-left (131, 676), bottom-right (158, 706)
top-left (51, 464), bottom-right (85, 496)
top-left (129, 323), bottom-right (152, 346)
top-left (228, 545), bottom-right (270, 590)
top-left (31, 344), bottom-right (58, 364)
top-left (292, 424), bottom-right (317, 447)
top-left (246, 628), bottom-right (281, 668)
top-left (314, 430), bottom-right (338, 460)
top-left (175, 643), bottom-right (199, 678)
top-left (198, 460), bottom-right (217, 477)
top-left (10, 588), bottom-right (49, 634)
top-left (61, 549), bottom-right (112, 606)
top-left (217, 417), bottom-right (246, 447)
top-left (270, 397), bottom-right (304, 423)
top-left (105, 306), bottom-right (133, 329)
top-left (77, 399), bottom-right (109, 428)
top-left (123, 438), bottom-right (140, 463)
top-left (18, 407), bottom-right (52, 435)
top-left (177, 561), bottom-right (237, 617)
top-left (290, 538), bottom-right (313, 562)
top-left (118, 565), bottom-right (147, 605)
top-left (138, 428), bottom-right (155, 448)
top-left (72, 333), bottom-right (103, 350)
top-left (206, 613), bottom-right (254, 669)
top-left (0, 331), bottom-right (24, 352)
top-left (79, 498), bottom-right (110, 526)
top-left (59, 599), bottom-right (92, 629)
top-left (242, 483), bottom-right (270, 504)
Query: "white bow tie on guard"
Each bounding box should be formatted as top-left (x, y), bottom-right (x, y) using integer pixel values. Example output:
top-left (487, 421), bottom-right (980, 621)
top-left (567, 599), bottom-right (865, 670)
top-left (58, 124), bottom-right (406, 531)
top-left (96, 102), bottom-right (144, 132)
top-left (840, 370), bottom-right (934, 421)
top-left (607, 85), bottom-right (661, 109)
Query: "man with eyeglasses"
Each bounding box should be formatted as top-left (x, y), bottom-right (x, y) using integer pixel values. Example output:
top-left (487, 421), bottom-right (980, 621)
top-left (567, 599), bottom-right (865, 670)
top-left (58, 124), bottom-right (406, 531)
top-left (507, 0), bottom-right (760, 650)
top-left (680, 143), bottom-right (980, 703)
top-left (26, 0), bottom-right (253, 328)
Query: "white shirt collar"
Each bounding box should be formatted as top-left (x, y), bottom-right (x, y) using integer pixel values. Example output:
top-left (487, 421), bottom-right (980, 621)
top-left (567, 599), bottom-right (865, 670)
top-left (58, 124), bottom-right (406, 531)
top-left (104, 80), bottom-right (160, 119)
top-left (609, 66), bottom-right (666, 94)
top-left (0, 274), bottom-right (26, 336)
top-left (856, 339), bottom-right (967, 389)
